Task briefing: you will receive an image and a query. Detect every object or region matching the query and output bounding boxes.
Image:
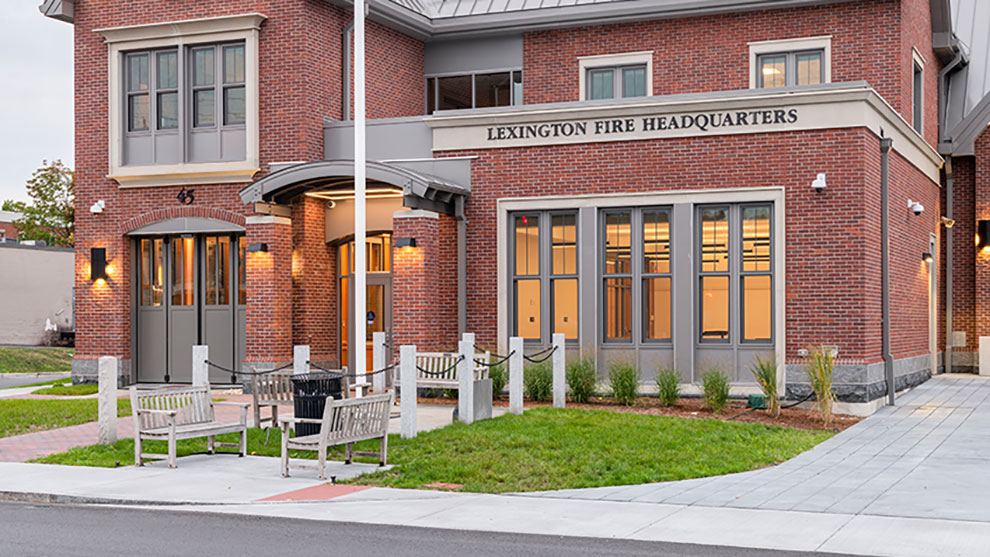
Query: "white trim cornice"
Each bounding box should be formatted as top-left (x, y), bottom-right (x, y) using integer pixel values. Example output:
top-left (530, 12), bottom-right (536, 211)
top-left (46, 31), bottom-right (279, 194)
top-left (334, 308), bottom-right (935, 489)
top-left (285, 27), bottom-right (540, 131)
top-left (96, 13), bottom-right (267, 44)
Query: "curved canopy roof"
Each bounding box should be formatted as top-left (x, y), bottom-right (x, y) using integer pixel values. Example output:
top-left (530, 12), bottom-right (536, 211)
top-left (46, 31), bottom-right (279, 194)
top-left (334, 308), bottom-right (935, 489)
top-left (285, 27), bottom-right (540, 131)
top-left (238, 160), bottom-right (469, 215)
top-left (126, 217), bottom-right (245, 236)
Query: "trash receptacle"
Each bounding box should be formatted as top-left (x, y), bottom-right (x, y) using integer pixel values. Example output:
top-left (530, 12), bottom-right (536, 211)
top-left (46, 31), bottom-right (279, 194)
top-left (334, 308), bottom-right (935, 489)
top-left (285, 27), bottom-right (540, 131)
top-left (290, 371), bottom-right (344, 437)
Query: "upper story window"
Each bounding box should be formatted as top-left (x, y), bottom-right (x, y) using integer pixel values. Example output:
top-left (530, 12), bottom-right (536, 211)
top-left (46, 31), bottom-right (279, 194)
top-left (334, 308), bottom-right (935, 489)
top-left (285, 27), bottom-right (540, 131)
top-left (426, 71), bottom-right (522, 113)
top-left (587, 65), bottom-right (647, 100)
top-left (99, 13), bottom-right (264, 188)
top-left (749, 36), bottom-right (831, 90)
top-left (912, 48), bottom-right (925, 134)
top-left (578, 51), bottom-right (653, 101)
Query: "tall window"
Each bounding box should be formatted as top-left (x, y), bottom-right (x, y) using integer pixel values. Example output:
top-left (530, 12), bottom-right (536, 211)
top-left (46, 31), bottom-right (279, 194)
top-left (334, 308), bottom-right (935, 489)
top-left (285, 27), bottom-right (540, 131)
top-left (123, 41), bottom-right (246, 162)
top-left (757, 50), bottom-right (824, 88)
top-left (510, 212), bottom-right (578, 342)
top-left (912, 62), bottom-right (923, 133)
top-left (587, 65), bottom-right (647, 100)
top-left (697, 204), bottom-right (773, 344)
top-left (426, 70), bottom-right (522, 113)
top-left (601, 207), bottom-right (672, 343)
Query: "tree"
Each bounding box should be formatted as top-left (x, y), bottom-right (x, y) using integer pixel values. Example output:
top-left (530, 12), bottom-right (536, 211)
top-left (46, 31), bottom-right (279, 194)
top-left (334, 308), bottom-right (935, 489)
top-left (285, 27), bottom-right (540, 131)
top-left (4, 160), bottom-right (75, 247)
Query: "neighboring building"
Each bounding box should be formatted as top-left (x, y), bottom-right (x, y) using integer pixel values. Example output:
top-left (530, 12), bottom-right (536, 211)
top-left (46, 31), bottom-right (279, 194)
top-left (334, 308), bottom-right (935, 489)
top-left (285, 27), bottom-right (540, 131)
top-left (0, 210), bottom-right (20, 242)
top-left (0, 242), bottom-right (74, 345)
top-left (40, 0), bottom-right (988, 413)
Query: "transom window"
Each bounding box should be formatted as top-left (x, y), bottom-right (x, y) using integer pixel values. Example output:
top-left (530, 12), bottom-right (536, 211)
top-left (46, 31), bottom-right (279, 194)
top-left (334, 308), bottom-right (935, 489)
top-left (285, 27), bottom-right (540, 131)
top-left (510, 212), bottom-right (578, 342)
top-left (587, 65), bottom-right (647, 100)
top-left (757, 50), bottom-right (824, 88)
top-left (426, 70), bottom-right (522, 113)
top-left (602, 207), bottom-right (672, 343)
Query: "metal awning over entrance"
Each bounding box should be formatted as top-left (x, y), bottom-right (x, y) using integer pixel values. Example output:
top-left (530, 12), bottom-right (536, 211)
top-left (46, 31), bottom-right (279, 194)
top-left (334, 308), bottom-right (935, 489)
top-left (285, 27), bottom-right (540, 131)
top-left (238, 159), bottom-right (470, 216)
top-left (126, 217), bottom-right (246, 236)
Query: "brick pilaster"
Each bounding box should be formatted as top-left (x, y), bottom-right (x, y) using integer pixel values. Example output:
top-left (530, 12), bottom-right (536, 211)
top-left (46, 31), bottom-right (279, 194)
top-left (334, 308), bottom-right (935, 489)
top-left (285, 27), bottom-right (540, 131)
top-left (245, 217), bottom-right (293, 367)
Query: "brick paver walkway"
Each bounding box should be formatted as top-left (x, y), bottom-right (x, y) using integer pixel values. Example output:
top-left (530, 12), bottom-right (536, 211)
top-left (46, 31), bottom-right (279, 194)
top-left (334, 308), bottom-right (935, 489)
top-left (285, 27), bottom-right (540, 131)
top-left (0, 393), bottom-right (257, 463)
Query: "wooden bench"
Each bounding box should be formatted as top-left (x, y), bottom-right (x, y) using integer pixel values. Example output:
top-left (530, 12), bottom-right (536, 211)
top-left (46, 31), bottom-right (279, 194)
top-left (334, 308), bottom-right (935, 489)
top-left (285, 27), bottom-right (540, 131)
top-left (130, 384), bottom-right (249, 469)
top-left (412, 351), bottom-right (489, 390)
top-left (278, 392), bottom-right (394, 480)
top-left (251, 372), bottom-right (293, 428)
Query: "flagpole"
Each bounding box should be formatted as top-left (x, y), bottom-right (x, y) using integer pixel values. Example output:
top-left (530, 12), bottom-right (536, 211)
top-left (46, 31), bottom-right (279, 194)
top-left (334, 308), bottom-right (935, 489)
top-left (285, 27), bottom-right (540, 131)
top-left (353, 0), bottom-right (367, 392)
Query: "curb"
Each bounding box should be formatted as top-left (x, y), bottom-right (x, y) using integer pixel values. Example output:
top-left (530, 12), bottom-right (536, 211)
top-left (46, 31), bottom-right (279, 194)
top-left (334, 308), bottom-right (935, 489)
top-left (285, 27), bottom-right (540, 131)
top-left (0, 490), bottom-right (232, 507)
top-left (0, 372), bottom-right (71, 380)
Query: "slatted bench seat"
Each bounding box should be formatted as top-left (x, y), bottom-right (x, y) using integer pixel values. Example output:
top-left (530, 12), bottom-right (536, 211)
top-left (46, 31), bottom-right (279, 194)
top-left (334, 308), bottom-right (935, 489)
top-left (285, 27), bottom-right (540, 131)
top-left (412, 351), bottom-right (489, 390)
top-left (130, 384), bottom-right (249, 468)
top-left (278, 392), bottom-right (394, 480)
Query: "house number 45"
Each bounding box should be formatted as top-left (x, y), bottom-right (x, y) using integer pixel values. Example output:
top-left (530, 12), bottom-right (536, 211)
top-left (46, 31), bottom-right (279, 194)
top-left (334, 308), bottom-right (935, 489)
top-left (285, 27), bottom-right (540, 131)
top-left (177, 187), bottom-right (196, 205)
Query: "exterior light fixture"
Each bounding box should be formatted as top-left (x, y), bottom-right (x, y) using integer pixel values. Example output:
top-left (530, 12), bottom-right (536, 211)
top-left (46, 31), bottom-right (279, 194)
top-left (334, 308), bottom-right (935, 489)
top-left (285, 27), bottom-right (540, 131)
top-left (246, 242), bottom-right (269, 253)
top-left (394, 237), bottom-right (417, 248)
top-left (941, 217), bottom-right (955, 228)
top-left (811, 173), bottom-right (827, 193)
top-left (90, 247), bottom-right (107, 281)
top-left (922, 252), bottom-right (934, 263)
top-left (977, 221), bottom-right (990, 252)
top-left (908, 199), bottom-right (924, 216)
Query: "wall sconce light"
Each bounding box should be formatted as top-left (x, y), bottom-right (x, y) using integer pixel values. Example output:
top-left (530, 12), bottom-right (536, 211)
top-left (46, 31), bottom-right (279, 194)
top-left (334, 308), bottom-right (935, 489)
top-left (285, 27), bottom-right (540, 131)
top-left (395, 237), bottom-right (417, 248)
top-left (90, 247), bottom-right (107, 281)
top-left (922, 252), bottom-right (934, 263)
top-left (246, 242), bottom-right (269, 253)
top-left (811, 173), bottom-right (827, 193)
top-left (977, 221), bottom-right (990, 252)
top-left (941, 217), bottom-right (955, 228)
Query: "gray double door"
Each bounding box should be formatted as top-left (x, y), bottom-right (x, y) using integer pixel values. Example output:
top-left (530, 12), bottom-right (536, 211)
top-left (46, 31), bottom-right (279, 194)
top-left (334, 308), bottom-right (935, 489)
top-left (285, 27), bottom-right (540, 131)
top-left (135, 235), bottom-right (246, 383)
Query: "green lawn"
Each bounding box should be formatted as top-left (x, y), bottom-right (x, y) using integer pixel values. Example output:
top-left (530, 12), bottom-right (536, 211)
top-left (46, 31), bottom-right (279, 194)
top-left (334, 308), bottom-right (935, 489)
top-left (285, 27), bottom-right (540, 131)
top-left (0, 347), bottom-right (73, 373)
top-left (32, 382), bottom-right (98, 396)
top-left (35, 407), bottom-right (830, 492)
top-left (0, 398), bottom-right (130, 438)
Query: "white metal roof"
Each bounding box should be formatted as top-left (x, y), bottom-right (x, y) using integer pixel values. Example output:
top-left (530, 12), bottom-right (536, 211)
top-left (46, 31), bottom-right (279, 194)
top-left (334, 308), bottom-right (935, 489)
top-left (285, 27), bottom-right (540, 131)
top-left (943, 0), bottom-right (990, 154)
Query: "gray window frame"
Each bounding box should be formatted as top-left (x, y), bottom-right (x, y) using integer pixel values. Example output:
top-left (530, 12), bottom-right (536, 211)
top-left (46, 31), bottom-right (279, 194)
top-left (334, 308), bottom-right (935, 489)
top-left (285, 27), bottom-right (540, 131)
top-left (585, 64), bottom-right (648, 100)
top-left (599, 206), bottom-right (674, 345)
top-left (124, 49), bottom-right (178, 136)
top-left (695, 203), bottom-right (775, 347)
top-left (756, 49), bottom-right (825, 88)
top-left (508, 210), bottom-right (579, 344)
top-left (912, 61), bottom-right (923, 134)
top-left (222, 44), bottom-right (247, 126)
top-left (425, 68), bottom-right (523, 114)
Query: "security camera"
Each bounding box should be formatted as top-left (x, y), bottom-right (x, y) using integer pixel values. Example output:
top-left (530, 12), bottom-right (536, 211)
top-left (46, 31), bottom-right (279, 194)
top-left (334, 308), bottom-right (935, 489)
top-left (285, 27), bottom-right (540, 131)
top-left (908, 200), bottom-right (924, 216)
top-left (90, 200), bottom-right (105, 214)
top-left (811, 173), bottom-right (827, 193)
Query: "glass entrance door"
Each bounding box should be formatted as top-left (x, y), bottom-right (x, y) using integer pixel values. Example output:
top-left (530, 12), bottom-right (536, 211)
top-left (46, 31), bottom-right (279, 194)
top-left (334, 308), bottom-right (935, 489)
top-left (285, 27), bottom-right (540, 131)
top-left (338, 234), bottom-right (392, 372)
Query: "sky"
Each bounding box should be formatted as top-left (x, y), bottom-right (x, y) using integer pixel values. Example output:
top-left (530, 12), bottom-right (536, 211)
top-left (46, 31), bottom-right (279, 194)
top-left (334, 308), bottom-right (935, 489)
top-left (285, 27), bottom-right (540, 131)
top-left (0, 2), bottom-right (74, 204)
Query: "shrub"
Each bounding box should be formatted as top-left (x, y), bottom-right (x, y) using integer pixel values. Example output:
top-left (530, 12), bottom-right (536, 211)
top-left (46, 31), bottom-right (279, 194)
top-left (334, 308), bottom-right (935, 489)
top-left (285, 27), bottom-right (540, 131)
top-left (488, 363), bottom-right (507, 400)
top-left (749, 355), bottom-right (780, 418)
top-left (655, 367), bottom-right (681, 406)
top-left (804, 345), bottom-right (837, 426)
top-left (700, 368), bottom-right (730, 414)
top-left (608, 361), bottom-right (639, 406)
top-left (524, 360), bottom-right (553, 402)
top-left (566, 357), bottom-right (597, 403)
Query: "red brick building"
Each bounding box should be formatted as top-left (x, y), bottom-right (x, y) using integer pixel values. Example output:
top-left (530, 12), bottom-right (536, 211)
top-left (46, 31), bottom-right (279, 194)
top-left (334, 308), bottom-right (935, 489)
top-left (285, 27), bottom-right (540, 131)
top-left (41, 0), bottom-right (990, 414)
top-left (0, 210), bottom-right (19, 242)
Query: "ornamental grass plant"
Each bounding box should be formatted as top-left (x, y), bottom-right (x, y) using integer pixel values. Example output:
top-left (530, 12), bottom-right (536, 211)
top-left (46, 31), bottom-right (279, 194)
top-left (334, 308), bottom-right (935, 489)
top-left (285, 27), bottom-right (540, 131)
top-left (655, 367), bottom-right (681, 407)
top-left (750, 355), bottom-right (780, 418)
top-left (804, 345), bottom-right (837, 427)
top-left (700, 368), bottom-right (730, 414)
top-left (488, 363), bottom-right (507, 400)
top-left (609, 361), bottom-right (639, 406)
top-left (566, 357), bottom-right (597, 403)
top-left (524, 360), bottom-right (553, 402)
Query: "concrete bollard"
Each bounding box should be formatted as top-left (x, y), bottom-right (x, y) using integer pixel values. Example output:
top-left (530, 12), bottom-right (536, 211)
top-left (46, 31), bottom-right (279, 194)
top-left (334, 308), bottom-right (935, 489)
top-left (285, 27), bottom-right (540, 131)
top-left (293, 345), bottom-right (310, 376)
top-left (192, 345), bottom-right (209, 387)
top-left (458, 333), bottom-right (476, 424)
top-left (372, 332), bottom-right (387, 394)
top-left (400, 345), bottom-right (417, 439)
top-left (97, 356), bottom-right (117, 446)
top-left (509, 336), bottom-right (524, 415)
top-left (552, 333), bottom-right (566, 408)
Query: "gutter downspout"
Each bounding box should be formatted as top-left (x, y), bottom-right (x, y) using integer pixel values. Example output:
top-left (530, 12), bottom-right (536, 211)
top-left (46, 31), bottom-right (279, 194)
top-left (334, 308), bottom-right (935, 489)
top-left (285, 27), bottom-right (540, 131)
top-left (342, 21), bottom-right (354, 121)
top-left (945, 155), bottom-right (953, 374)
top-left (881, 136), bottom-right (894, 406)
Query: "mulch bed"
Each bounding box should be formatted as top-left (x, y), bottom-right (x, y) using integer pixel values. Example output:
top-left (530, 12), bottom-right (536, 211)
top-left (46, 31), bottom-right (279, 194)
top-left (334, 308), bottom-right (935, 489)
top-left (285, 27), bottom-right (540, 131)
top-left (415, 395), bottom-right (861, 432)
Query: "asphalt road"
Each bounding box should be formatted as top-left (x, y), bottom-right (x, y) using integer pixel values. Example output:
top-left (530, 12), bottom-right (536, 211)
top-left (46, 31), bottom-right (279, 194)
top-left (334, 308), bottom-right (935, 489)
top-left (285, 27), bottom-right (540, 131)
top-left (0, 502), bottom-right (860, 557)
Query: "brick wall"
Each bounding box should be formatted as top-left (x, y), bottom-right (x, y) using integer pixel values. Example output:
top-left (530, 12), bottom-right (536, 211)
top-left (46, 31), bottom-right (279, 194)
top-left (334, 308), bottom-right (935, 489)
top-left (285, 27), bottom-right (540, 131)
top-left (444, 127), bottom-right (939, 363)
top-left (0, 222), bottom-right (16, 241)
top-left (291, 196), bottom-right (337, 362)
top-left (974, 132), bottom-right (990, 341)
top-left (523, 0), bottom-right (935, 142)
top-left (245, 219), bottom-right (292, 363)
top-left (943, 157), bottom-right (976, 359)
